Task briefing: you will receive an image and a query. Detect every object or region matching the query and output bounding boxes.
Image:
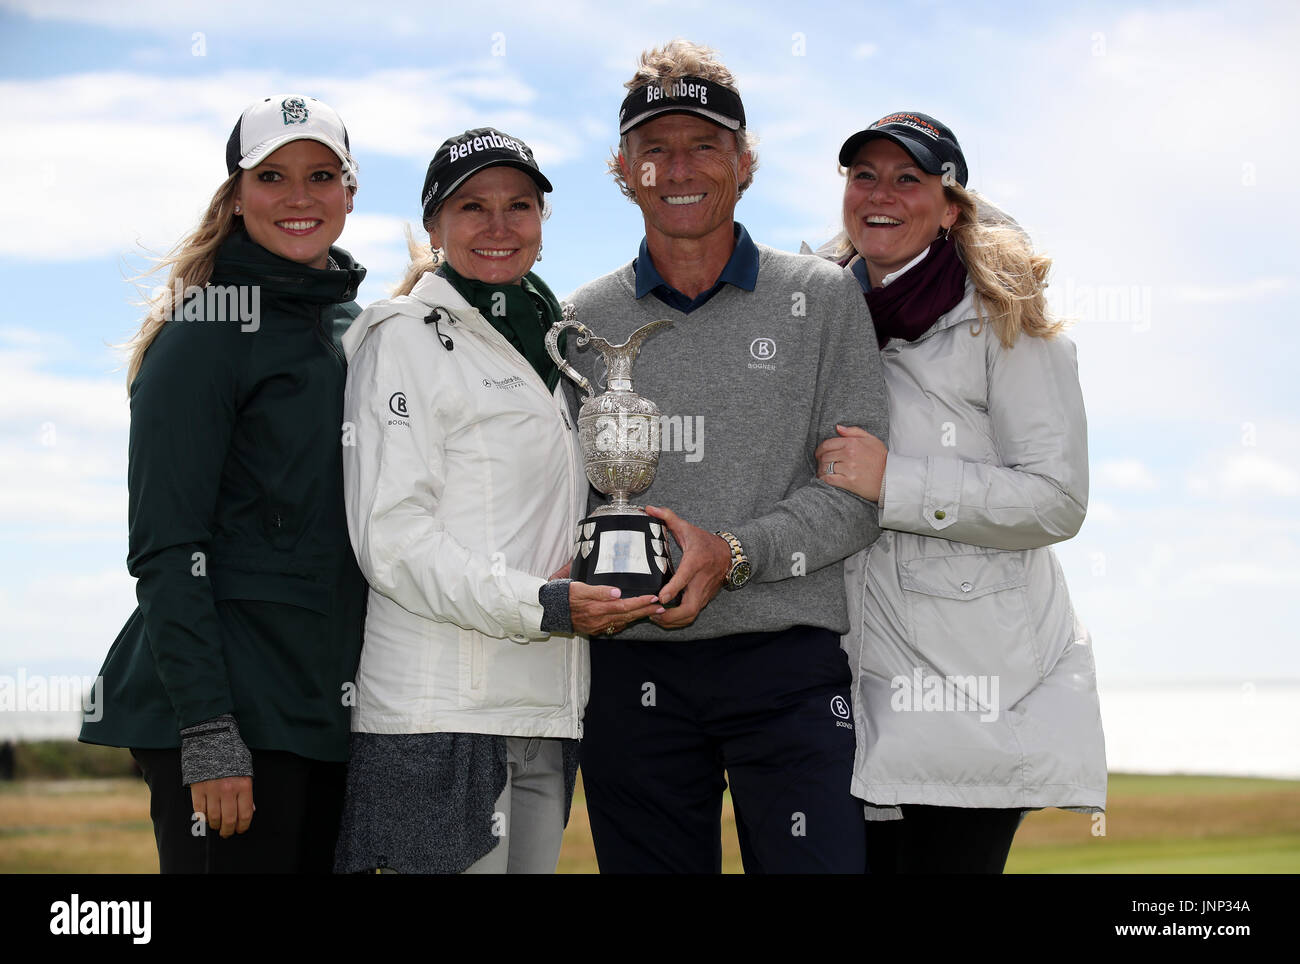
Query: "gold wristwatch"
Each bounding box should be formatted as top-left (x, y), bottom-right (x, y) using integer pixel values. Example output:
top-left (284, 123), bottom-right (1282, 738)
top-left (716, 531), bottom-right (752, 591)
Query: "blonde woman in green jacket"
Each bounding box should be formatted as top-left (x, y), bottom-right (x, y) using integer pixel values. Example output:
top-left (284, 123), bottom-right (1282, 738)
top-left (81, 95), bottom-right (368, 873)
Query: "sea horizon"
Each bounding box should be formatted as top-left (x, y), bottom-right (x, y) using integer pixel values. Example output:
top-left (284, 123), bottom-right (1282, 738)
top-left (1, 678), bottom-right (1296, 781)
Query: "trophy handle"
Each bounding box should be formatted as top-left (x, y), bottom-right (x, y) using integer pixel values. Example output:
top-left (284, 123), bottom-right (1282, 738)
top-left (546, 306), bottom-right (596, 401)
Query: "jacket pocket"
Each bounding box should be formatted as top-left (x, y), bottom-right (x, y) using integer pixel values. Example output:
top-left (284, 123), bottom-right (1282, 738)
top-left (898, 550), bottom-right (1042, 707)
top-left (458, 628), bottom-right (485, 699)
top-left (457, 628), bottom-right (569, 712)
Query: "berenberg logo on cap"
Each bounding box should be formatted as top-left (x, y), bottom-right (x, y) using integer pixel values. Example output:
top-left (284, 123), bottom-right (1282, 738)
top-left (281, 96), bottom-right (309, 126)
top-left (645, 80), bottom-right (709, 105)
top-left (448, 131), bottom-right (530, 163)
top-left (875, 112), bottom-right (940, 141)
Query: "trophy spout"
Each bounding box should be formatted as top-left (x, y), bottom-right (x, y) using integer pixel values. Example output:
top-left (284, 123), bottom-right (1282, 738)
top-left (598, 318), bottom-right (673, 391)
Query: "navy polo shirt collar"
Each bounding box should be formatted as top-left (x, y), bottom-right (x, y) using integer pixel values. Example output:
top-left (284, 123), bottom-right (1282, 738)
top-left (633, 222), bottom-right (759, 313)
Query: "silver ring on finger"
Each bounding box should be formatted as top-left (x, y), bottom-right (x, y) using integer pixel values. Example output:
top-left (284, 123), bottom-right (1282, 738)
top-left (827, 460), bottom-right (836, 476)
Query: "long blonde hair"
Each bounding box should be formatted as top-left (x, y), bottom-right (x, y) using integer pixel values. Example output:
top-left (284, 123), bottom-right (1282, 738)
top-left (123, 172), bottom-right (241, 390)
top-left (833, 179), bottom-right (1062, 347)
top-left (391, 213), bottom-right (441, 299)
top-left (946, 182), bottom-right (1062, 346)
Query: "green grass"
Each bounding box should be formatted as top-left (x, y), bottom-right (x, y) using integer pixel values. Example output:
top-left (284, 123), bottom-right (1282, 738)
top-left (2, 766), bottom-right (1297, 873)
top-left (1003, 772), bottom-right (1300, 874)
top-left (1008, 834), bottom-right (1300, 874)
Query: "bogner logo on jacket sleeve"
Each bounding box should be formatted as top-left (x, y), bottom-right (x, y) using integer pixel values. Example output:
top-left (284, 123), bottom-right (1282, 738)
top-left (387, 391), bottom-right (410, 427)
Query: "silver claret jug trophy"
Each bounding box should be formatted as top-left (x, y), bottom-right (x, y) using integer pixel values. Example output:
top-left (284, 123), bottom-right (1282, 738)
top-left (545, 304), bottom-right (675, 598)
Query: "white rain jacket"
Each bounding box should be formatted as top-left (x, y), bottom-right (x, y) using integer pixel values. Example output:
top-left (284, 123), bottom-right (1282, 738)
top-left (341, 271), bottom-right (588, 738)
top-left (841, 272), bottom-right (1107, 813)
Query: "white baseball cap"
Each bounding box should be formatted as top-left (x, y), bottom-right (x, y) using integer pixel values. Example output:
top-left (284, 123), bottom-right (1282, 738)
top-left (225, 94), bottom-right (358, 189)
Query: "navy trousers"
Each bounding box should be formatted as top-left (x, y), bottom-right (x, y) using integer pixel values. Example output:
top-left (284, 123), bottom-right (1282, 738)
top-left (580, 625), bottom-right (866, 874)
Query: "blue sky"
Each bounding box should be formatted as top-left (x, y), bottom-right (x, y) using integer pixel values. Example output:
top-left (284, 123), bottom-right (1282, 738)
top-left (1, 0), bottom-right (1298, 687)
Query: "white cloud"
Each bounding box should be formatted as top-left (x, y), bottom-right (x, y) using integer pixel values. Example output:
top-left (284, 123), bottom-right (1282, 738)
top-left (1184, 434), bottom-right (1300, 499)
top-left (1169, 278), bottom-right (1290, 304)
top-left (1085, 499), bottom-right (1118, 523)
top-left (1095, 458), bottom-right (1159, 491)
top-left (0, 343), bottom-right (128, 529)
top-left (0, 568), bottom-right (137, 668)
top-left (1183, 564), bottom-right (1300, 587)
top-left (1220, 453), bottom-right (1300, 497)
top-left (0, 64), bottom-right (566, 262)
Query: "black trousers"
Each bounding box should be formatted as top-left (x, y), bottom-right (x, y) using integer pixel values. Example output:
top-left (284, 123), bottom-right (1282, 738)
top-left (131, 747), bottom-right (346, 874)
top-left (581, 625), bottom-right (866, 874)
top-left (864, 805), bottom-right (1023, 874)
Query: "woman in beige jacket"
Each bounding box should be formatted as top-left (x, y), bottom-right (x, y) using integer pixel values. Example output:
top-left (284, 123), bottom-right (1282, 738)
top-left (813, 111), bottom-right (1106, 873)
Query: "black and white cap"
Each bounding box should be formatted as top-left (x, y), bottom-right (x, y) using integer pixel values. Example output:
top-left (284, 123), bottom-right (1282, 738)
top-left (838, 111), bottom-right (968, 188)
top-left (618, 76), bottom-right (746, 135)
top-left (225, 94), bottom-right (358, 189)
top-left (420, 127), bottom-right (552, 221)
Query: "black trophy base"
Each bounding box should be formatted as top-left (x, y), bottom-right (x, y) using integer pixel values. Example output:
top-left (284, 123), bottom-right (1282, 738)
top-left (571, 512), bottom-right (675, 599)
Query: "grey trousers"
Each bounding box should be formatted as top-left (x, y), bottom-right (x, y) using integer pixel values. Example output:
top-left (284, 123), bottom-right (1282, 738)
top-left (462, 736), bottom-right (567, 874)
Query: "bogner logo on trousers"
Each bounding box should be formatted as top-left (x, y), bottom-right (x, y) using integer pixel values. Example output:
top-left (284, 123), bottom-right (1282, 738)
top-left (830, 695), bottom-right (852, 729)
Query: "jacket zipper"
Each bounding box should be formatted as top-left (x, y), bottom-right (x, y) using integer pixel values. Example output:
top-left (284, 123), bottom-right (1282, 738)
top-left (316, 308), bottom-right (346, 367)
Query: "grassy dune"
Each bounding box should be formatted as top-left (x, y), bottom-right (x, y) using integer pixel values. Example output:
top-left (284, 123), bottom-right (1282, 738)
top-left (1, 772), bottom-right (1297, 874)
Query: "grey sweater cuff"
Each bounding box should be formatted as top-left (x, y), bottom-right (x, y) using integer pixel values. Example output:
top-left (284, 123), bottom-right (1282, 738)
top-left (180, 713), bottom-right (254, 786)
top-left (538, 579), bottom-right (573, 633)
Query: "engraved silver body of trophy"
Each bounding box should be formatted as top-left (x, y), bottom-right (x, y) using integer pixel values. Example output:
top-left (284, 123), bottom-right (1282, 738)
top-left (545, 304), bottom-right (675, 597)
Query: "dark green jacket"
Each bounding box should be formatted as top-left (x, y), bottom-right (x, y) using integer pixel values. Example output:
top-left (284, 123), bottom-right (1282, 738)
top-left (80, 230), bottom-right (368, 761)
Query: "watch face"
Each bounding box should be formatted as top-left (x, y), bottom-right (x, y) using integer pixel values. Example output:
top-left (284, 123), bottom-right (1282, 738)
top-left (731, 561), bottom-right (752, 588)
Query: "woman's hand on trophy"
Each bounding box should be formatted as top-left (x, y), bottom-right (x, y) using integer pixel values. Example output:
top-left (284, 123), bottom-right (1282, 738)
top-left (644, 505), bottom-right (729, 629)
top-left (814, 424), bottom-right (888, 503)
top-left (569, 582), bottom-right (663, 637)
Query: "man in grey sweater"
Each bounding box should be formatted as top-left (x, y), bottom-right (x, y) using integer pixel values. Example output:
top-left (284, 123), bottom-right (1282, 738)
top-left (567, 40), bottom-right (889, 873)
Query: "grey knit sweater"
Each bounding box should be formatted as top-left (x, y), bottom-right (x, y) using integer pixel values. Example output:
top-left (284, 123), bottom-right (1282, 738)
top-left (566, 242), bottom-right (889, 641)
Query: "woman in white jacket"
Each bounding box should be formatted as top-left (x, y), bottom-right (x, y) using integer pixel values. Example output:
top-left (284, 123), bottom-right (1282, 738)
top-left (813, 111), bottom-right (1106, 873)
top-left (334, 128), bottom-right (662, 874)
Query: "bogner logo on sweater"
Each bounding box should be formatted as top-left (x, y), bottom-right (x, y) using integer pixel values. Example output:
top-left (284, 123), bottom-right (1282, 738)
top-left (748, 337), bottom-right (777, 372)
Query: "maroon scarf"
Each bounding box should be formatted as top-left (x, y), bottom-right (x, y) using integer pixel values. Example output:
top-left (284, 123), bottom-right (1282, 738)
top-left (858, 236), bottom-right (968, 349)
